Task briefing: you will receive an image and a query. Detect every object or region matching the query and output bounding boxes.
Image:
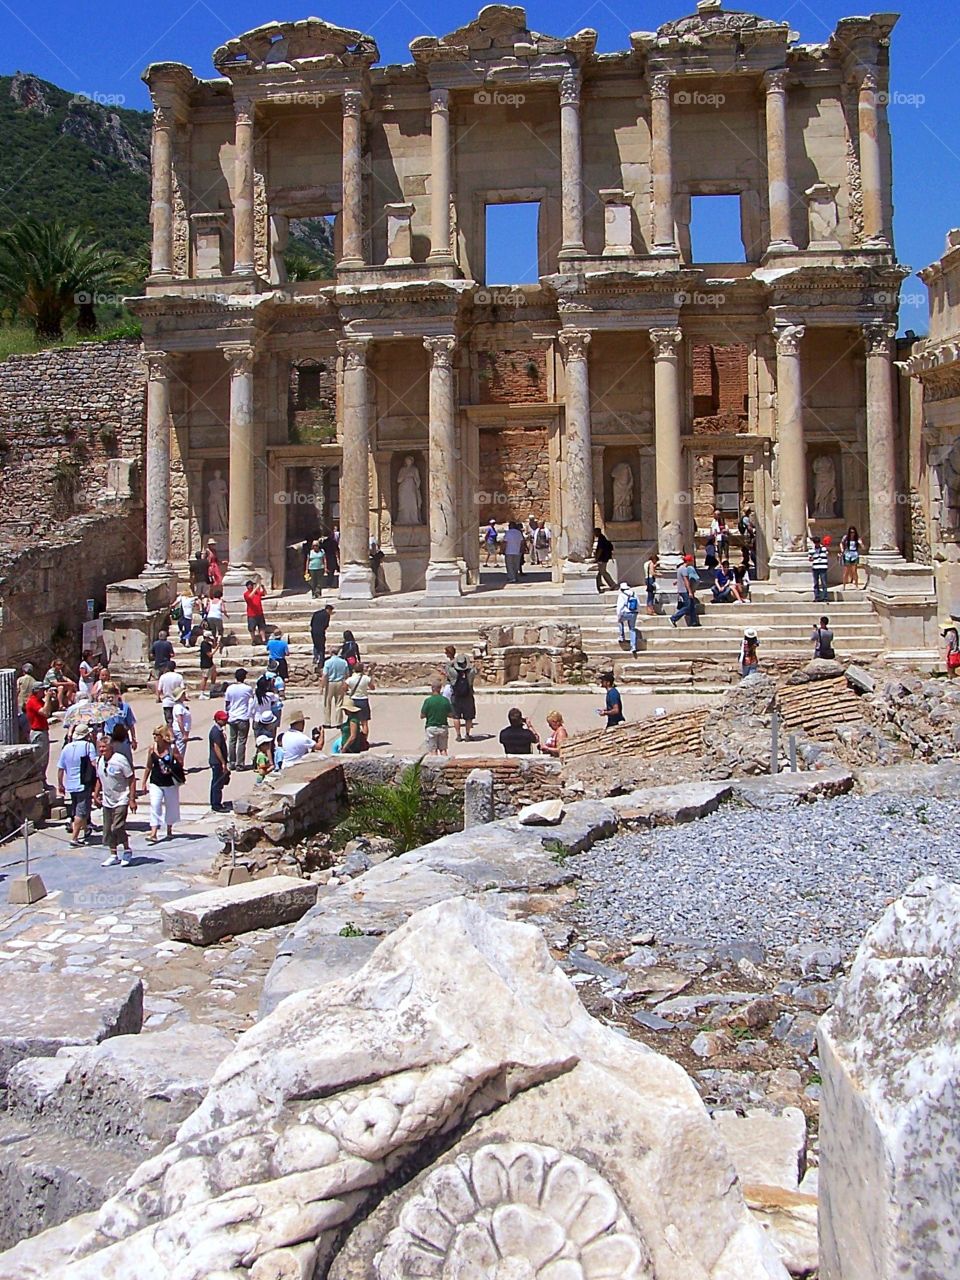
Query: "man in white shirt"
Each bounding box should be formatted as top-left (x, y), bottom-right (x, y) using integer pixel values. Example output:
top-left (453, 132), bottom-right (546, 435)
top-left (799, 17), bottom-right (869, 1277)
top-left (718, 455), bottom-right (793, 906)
top-left (224, 667), bottom-right (256, 770)
top-left (503, 522), bottom-right (525, 583)
top-left (156, 662), bottom-right (185, 726)
top-left (280, 713), bottom-right (323, 770)
top-left (93, 738), bottom-right (136, 867)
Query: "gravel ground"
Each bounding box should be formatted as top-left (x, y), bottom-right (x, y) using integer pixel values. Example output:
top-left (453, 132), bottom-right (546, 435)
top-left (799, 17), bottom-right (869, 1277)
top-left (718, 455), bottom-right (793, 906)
top-left (571, 792), bottom-right (960, 960)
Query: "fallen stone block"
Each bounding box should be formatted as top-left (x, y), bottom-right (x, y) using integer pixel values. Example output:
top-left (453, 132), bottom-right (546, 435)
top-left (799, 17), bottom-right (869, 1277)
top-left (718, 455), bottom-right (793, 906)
top-left (733, 767), bottom-right (854, 809)
top-left (854, 759), bottom-right (960, 796)
top-left (844, 664), bottom-right (875, 694)
top-left (0, 975), bottom-right (142, 1087)
top-left (463, 768), bottom-right (494, 828)
top-left (713, 1106), bottom-right (807, 1192)
top-left (161, 875), bottom-right (318, 946)
top-left (611, 780), bottom-right (732, 826)
top-left (517, 798), bottom-right (564, 825)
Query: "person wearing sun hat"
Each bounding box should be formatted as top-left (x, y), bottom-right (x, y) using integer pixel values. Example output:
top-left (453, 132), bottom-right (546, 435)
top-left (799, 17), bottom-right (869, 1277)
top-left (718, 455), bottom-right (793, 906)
top-left (253, 733), bottom-right (275, 783)
top-left (739, 627), bottom-right (760, 679)
top-left (335, 697), bottom-right (368, 754)
top-left (942, 618), bottom-right (960, 676)
top-left (281, 711), bottom-right (324, 770)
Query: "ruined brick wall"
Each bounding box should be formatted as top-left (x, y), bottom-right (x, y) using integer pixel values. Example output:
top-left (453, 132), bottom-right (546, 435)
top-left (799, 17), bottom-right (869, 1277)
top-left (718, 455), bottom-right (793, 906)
top-left (478, 423), bottom-right (550, 522)
top-left (692, 343), bottom-right (748, 434)
top-left (0, 340), bottom-right (146, 544)
top-left (477, 347), bottom-right (547, 405)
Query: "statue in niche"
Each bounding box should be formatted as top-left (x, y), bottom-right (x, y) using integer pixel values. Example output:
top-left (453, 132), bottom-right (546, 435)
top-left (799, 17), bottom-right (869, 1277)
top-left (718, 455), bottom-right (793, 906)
top-left (610, 461), bottom-right (634, 522)
top-left (812, 454), bottom-right (839, 518)
top-left (207, 468), bottom-right (229, 533)
top-left (396, 455), bottom-right (423, 525)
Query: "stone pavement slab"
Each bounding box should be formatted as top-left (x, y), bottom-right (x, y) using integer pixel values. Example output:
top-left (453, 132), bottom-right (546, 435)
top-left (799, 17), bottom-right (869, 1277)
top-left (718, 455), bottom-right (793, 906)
top-left (161, 875), bottom-right (319, 946)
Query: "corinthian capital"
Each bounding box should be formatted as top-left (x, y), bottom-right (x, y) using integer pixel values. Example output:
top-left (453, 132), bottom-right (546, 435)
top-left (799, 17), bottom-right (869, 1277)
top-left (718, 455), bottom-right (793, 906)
top-left (233, 95), bottom-right (254, 128)
top-left (858, 69), bottom-right (879, 95)
top-left (143, 350), bottom-right (172, 382)
top-left (650, 73), bottom-right (671, 101)
top-left (430, 87), bottom-right (450, 115)
top-left (221, 342), bottom-right (256, 375)
top-left (342, 88), bottom-right (363, 119)
top-left (862, 321), bottom-right (896, 357)
top-left (774, 324), bottom-right (805, 357)
top-left (764, 68), bottom-right (789, 94)
top-left (559, 69), bottom-right (581, 108)
top-left (424, 335), bottom-right (458, 368)
top-left (558, 329), bottom-right (591, 362)
top-left (337, 338), bottom-right (370, 370)
top-left (649, 327), bottom-right (682, 359)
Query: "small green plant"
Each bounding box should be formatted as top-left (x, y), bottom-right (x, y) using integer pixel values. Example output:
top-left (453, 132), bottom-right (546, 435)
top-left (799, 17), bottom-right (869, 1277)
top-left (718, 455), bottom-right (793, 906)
top-left (730, 1026), bottom-right (757, 1042)
top-left (332, 759), bottom-right (460, 854)
top-left (808, 1072), bottom-right (822, 1086)
top-left (98, 423), bottom-right (118, 452)
top-left (338, 922), bottom-right (364, 938)
top-left (52, 455), bottom-right (82, 499)
top-left (525, 360), bottom-right (539, 379)
top-left (916, 802), bottom-right (929, 825)
top-left (544, 838), bottom-right (575, 864)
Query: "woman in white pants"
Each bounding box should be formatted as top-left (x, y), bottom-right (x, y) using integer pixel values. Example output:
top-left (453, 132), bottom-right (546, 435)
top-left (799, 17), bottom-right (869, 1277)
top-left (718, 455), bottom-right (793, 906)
top-left (140, 725), bottom-right (184, 843)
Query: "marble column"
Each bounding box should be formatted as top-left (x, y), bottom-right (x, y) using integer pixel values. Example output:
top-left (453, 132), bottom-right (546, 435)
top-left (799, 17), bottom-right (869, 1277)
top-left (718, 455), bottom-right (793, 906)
top-left (143, 351), bottom-right (173, 573)
top-left (340, 89), bottom-right (365, 268)
top-left (424, 336), bottom-right (463, 595)
top-left (863, 321), bottom-right (900, 555)
top-left (428, 89), bottom-right (454, 262)
top-left (558, 329), bottom-right (594, 583)
top-left (650, 327), bottom-right (686, 563)
top-left (650, 74), bottom-right (676, 254)
top-left (149, 106), bottom-right (175, 278)
top-left (857, 71), bottom-right (888, 247)
top-left (771, 324), bottom-right (808, 576)
top-left (232, 97), bottom-right (256, 276)
top-left (559, 69), bottom-right (586, 259)
top-left (764, 69), bottom-right (796, 252)
top-left (222, 344), bottom-right (256, 582)
top-left (337, 339), bottom-right (374, 598)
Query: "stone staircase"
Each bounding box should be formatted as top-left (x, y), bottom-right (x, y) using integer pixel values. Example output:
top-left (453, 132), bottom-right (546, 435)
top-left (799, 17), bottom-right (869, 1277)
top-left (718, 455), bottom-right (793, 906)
top-left (166, 581), bottom-right (886, 692)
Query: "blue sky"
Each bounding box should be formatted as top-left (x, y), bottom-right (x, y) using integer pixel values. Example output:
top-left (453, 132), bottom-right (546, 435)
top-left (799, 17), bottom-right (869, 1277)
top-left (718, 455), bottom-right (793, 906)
top-left (1, 0), bottom-right (956, 333)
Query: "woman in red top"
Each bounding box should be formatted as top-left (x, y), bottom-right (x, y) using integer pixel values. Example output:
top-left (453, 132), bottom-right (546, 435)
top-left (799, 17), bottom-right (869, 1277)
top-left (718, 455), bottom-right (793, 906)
top-left (205, 539), bottom-right (224, 588)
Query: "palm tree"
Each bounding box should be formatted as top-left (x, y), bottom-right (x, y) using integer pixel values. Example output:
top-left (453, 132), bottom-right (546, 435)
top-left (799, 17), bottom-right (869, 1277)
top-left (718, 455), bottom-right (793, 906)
top-left (332, 759), bottom-right (460, 855)
top-left (0, 218), bottom-right (125, 340)
top-left (284, 248), bottom-right (334, 282)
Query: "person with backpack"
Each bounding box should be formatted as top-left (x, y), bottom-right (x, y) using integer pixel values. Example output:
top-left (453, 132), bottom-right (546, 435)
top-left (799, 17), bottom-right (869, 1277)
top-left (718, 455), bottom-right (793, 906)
top-left (615, 582), bottom-right (641, 655)
top-left (140, 724), bottom-right (185, 844)
top-left (56, 724), bottom-right (98, 847)
top-left (811, 616), bottom-right (836, 660)
top-left (449, 654), bottom-right (477, 741)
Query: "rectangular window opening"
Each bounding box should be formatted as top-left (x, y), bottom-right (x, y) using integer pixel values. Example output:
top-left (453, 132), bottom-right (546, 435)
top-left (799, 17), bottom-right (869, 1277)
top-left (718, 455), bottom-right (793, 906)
top-left (689, 194), bottom-right (745, 264)
top-left (286, 214), bottom-right (336, 280)
top-left (485, 202), bottom-right (540, 286)
top-left (714, 456), bottom-right (743, 518)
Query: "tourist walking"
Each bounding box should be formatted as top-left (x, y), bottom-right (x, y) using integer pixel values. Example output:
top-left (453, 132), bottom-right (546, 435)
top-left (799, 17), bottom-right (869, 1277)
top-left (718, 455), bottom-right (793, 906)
top-left (204, 539), bottom-right (224, 590)
top-left (16, 663), bottom-right (37, 713)
top-left (150, 632), bottom-right (175, 679)
top-left (670, 555), bottom-right (701, 628)
top-left (597, 672), bottom-right (624, 727)
top-left (311, 603), bottom-right (334, 667)
top-left (943, 621), bottom-right (960, 676)
top-left (108, 722), bottom-right (134, 769)
top-left (307, 541), bottom-right (326, 597)
top-left (499, 708), bottom-right (539, 755)
top-left (809, 535), bottom-right (830, 602)
top-left (738, 507), bottom-right (757, 571)
top-left (266, 628), bottom-right (290, 681)
top-left (615, 581), bottom-right (640, 654)
top-left (175, 589), bottom-right (195, 645)
top-left (503, 521), bottom-right (525, 583)
top-left (441, 644), bottom-right (458, 699)
top-left (24, 682), bottom-right (56, 777)
top-left (420, 680), bottom-right (451, 755)
top-left (712, 560), bottom-right (745, 604)
top-left (156, 661), bottom-right (185, 726)
top-left (739, 628), bottom-right (760, 678)
top-left (198, 630), bottom-right (220, 698)
top-left (840, 526), bottom-right (864, 588)
top-left (208, 710), bottom-right (231, 811)
top-left (643, 551), bottom-right (659, 615)
top-left (811, 615), bottom-right (836, 659)
top-left (243, 579), bottom-right (268, 644)
top-left (280, 711), bottom-right (323, 769)
top-left (344, 663), bottom-right (374, 731)
top-left (253, 673), bottom-right (282, 740)
top-left (102, 683), bottom-right (138, 752)
top-left (224, 668), bottom-right (255, 769)
top-left (449, 654), bottom-right (476, 741)
top-left (57, 724), bottom-right (97, 846)
top-left (322, 651), bottom-right (349, 727)
top-left (94, 736), bottom-right (136, 867)
top-left (483, 518), bottom-right (499, 566)
top-left (594, 527), bottom-right (617, 593)
top-left (540, 710), bottom-right (568, 757)
top-left (189, 548), bottom-right (208, 598)
top-left (141, 725), bottom-right (184, 843)
top-left (171, 687), bottom-right (192, 766)
top-left (205, 588), bottom-right (226, 643)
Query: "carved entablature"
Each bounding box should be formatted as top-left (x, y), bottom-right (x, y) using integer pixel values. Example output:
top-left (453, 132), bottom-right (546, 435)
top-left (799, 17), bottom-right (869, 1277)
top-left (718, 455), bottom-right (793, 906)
top-left (213, 19), bottom-right (379, 74)
top-left (923, 367), bottom-right (960, 404)
top-left (410, 4), bottom-right (596, 80)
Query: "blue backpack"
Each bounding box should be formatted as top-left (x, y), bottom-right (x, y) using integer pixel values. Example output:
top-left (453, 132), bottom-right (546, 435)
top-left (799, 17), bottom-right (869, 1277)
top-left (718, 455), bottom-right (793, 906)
top-left (626, 594), bottom-right (639, 614)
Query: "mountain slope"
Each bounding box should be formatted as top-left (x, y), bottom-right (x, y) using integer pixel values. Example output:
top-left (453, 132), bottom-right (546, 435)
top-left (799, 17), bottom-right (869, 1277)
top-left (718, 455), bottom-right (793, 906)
top-left (0, 72), bottom-right (151, 256)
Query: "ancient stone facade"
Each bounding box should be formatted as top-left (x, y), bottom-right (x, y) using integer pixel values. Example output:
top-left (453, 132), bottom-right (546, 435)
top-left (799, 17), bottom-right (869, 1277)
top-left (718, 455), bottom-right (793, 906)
top-left (135, 3), bottom-right (927, 607)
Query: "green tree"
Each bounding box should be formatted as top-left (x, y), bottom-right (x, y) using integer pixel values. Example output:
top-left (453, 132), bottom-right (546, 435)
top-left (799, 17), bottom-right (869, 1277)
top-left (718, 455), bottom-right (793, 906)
top-left (0, 217), bottom-right (125, 340)
top-left (283, 249), bottom-right (334, 282)
top-left (332, 759), bottom-right (460, 855)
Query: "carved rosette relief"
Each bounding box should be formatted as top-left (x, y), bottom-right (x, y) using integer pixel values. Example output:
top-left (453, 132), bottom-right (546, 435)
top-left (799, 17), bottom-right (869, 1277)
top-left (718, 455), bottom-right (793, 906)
top-left (375, 1142), bottom-right (652, 1280)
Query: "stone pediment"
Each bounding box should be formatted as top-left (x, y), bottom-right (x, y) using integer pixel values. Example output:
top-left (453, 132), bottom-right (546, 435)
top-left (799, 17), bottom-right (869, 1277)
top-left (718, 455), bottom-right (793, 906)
top-left (633, 1), bottom-right (793, 55)
top-left (411, 4), bottom-right (596, 67)
top-left (213, 18), bottom-right (378, 74)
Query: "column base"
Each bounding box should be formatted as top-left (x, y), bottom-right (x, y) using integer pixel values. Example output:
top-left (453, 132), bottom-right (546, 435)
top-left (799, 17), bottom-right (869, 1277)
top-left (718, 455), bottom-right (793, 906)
top-left (424, 561), bottom-right (464, 597)
top-left (338, 563), bottom-right (375, 599)
top-left (558, 245), bottom-right (588, 260)
top-left (651, 243), bottom-right (679, 256)
top-left (865, 555), bottom-right (938, 657)
top-left (767, 550), bottom-right (814, 593)
top-left (561, 559), bottom-right (598, 594)
top-left (337, 257), bottom-right (366, 271)
top-left (426, 251), bottom-right (456, 265)
top-left (221, 567), bottom-right (255, 606)
top-left (765, 240), bottom-right (799, 255)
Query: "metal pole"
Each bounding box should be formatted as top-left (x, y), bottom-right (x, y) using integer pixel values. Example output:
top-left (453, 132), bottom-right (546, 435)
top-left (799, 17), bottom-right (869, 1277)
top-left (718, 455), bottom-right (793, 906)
top-left (23, 820), bottom-right (29, 879)
top-left (788, 734), bottom-right (798, 773)
top-left (770, 711), bottom-right (780, 775)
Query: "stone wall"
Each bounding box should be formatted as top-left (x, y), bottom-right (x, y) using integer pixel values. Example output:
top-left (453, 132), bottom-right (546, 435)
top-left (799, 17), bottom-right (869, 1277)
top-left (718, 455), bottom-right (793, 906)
top-left (477, 346), bottom-right (548, 406)
top-left (341, 753), bottom-right (563, 819)
top-left (478, 423), bottom-right (550, 523)
top-left (0, 746), bottom-right (47, 839)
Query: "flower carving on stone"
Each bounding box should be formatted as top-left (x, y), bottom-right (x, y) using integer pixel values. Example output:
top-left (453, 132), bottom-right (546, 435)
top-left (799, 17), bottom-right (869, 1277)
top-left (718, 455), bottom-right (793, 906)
top-left (375, 1141), bottom-right (652, 1280)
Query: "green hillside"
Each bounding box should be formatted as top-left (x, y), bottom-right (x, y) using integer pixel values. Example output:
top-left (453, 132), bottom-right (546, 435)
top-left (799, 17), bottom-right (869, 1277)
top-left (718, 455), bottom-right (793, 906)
top-left (0, 73), bottom-right (151, 257)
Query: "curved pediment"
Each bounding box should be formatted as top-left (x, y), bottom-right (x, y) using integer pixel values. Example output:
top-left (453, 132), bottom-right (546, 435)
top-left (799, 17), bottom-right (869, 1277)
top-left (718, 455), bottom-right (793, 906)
top-left (657, 3), bottom-right (791, 41)
top-left (213, 18), bottom-right (378, 74)
top-left (410, 4), bottom-right (596, 66)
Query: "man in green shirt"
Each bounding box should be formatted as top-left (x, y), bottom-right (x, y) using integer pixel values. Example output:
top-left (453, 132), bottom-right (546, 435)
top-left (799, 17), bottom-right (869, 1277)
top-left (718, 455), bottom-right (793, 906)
top-left (420, 680), bottom-right (451, 755)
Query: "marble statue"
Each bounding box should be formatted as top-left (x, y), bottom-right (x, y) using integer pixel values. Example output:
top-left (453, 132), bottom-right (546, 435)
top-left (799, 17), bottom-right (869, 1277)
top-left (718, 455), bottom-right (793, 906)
top-left (812, 454), bottom-right (838, 518)
top-left (207, 469), bottom-right (229, 532)
top-left (611, 461), bottom-right (634, 522)
top-left (396, 455), bottom-right (423, 525)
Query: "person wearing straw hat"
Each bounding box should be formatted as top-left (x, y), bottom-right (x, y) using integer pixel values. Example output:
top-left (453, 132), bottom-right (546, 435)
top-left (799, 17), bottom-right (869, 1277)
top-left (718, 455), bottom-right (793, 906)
top-left (335, 697), bottom-right (368, 754)
top-left (739, 627), bottom-right (761, 679)
top-left (942, 619), bottom-right (960, 676)
top-left (57, 724), bottom-right (98, 846)
top-left (280, 711), bottom-right (323, 769)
